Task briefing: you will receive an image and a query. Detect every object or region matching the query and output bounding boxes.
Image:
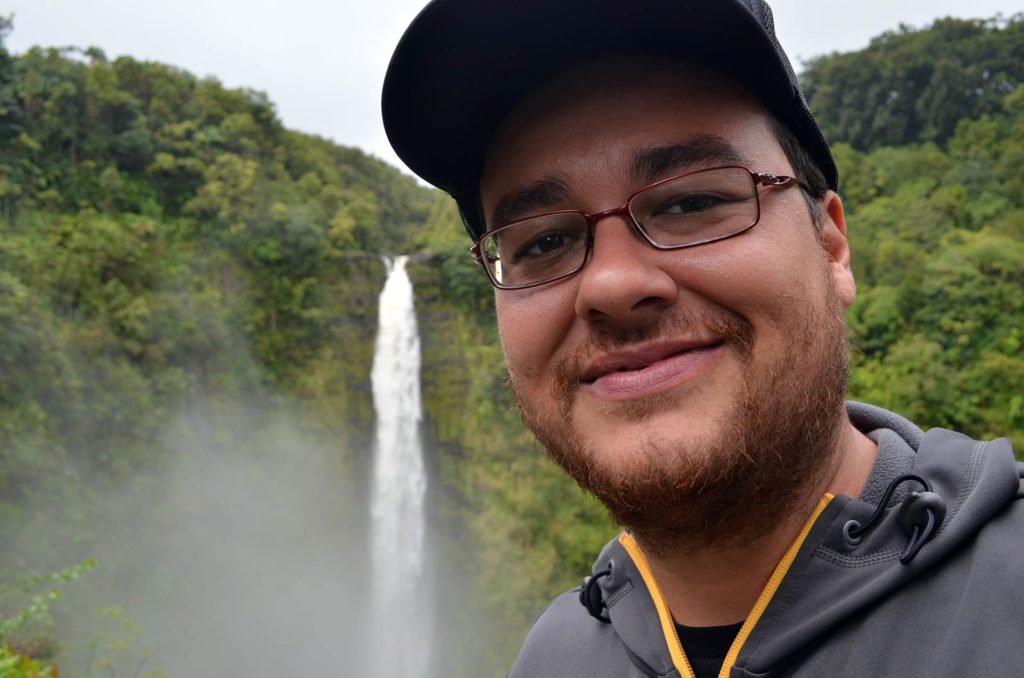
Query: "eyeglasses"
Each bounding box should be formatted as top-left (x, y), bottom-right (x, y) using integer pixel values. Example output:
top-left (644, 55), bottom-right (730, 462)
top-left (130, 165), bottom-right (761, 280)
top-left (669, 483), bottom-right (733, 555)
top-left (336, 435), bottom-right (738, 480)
top-left (470, 165), bottom-right (807, 290)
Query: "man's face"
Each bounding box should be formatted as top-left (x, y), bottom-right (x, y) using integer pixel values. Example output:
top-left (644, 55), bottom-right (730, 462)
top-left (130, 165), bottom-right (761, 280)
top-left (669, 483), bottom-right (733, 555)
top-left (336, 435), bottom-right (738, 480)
top-left (480, 58), bottom-right (856, 551)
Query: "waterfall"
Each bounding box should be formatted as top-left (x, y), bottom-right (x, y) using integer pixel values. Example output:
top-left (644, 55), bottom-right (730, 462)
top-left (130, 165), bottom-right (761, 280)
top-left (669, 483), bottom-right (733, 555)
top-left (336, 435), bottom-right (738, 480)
top-left (368, 255), bottom-right (431, 676)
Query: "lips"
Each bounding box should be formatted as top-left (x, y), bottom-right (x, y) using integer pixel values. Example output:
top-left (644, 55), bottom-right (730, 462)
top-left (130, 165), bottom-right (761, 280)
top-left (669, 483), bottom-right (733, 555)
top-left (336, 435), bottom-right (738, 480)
top-left (580, 340), bottom-right (724, 400)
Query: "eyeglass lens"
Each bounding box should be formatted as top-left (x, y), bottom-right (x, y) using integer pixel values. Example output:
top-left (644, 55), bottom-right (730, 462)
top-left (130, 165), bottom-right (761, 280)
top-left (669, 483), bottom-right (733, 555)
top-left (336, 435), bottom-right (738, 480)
top-left (480, 166), bottom-right (759, 289)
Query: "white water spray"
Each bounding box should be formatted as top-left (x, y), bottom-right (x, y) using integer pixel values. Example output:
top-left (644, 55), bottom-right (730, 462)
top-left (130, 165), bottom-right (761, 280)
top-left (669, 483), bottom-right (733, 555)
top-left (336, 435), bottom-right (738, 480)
top-left (369, 255), bottom-right (431, 676)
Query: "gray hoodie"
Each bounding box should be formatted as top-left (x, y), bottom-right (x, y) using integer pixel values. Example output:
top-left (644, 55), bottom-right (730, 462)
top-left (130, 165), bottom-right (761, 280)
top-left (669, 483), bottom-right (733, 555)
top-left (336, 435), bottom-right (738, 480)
top-left (509, 403), bottom-right (1024, 677)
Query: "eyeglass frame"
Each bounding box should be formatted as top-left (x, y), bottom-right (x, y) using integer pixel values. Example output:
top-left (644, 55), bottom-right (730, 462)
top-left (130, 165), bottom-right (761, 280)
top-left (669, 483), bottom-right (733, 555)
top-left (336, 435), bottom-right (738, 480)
top-left (469, 165), bottom-right (808, 290)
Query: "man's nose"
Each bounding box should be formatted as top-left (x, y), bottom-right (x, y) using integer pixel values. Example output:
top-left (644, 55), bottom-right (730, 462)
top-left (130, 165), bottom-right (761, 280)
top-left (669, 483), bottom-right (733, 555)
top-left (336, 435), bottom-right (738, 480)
top-left (573, 215), bottom-right (679, 325)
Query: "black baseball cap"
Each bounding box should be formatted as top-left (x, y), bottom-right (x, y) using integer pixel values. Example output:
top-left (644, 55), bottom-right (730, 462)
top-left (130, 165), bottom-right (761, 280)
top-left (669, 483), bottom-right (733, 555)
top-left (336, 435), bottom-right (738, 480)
top-left (382, 0), bottom-right (837, 240)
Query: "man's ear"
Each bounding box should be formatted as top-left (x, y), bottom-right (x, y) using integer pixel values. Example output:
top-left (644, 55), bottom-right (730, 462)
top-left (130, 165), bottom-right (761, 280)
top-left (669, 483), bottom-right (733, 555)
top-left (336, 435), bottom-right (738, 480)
top-left (820, 191), bottom-right (856, 308)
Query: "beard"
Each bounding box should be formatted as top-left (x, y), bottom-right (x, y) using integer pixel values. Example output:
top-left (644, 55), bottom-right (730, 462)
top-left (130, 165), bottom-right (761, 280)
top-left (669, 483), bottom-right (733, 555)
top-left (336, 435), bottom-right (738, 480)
top-left (512, 276), bottom-right (850, 558)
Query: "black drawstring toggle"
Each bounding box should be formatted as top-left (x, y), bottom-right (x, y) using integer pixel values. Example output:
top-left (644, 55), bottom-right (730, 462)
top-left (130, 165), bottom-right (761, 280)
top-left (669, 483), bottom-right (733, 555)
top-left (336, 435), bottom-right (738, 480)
top-left (895, 490), bottom-right (946, 563)
top-left (579, 566), bottom-right (613, 623)
top-left (843, 473), bottom-right (947, 564)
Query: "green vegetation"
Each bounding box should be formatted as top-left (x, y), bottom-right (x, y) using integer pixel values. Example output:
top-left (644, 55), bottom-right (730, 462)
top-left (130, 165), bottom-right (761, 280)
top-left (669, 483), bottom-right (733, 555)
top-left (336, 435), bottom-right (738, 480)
top-left (0, 13), bottom-right (1020, 677)
top-left (803, 15), bottom-right (1024, 150)
top-left (0, 647), bottom-right (53, 678)
top-left (812, 17), bottom-right (1024, 447)
top-left (0, 561), bottom-right (94, 678)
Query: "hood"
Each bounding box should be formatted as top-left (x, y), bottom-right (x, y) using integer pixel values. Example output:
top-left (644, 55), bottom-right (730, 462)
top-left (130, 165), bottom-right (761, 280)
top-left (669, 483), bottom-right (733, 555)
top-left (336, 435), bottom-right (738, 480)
top-left (585, 402), bottom-right (1023, 678)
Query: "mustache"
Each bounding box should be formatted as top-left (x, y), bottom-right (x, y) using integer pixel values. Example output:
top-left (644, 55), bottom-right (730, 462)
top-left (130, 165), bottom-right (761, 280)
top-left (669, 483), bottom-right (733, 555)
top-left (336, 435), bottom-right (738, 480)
top-left (552, 307), bottom-right (754, 394)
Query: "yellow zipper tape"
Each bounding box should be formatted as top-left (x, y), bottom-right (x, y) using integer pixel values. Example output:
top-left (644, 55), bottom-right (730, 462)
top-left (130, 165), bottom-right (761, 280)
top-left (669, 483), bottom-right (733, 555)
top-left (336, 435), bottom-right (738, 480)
top-left (718, 493), bottom-right (834, 677)
top-left (619, 532), bottom-right (696, 678)
top-left (618, 493), bottom-right (835, 678)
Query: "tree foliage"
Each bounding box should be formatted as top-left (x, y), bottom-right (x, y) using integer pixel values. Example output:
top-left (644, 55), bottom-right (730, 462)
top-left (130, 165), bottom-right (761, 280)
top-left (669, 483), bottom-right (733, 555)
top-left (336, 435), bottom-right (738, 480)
top-left (839, 82), bottom-right (1024, 446)
top-left (802, 14), bottom-right (1024, 150)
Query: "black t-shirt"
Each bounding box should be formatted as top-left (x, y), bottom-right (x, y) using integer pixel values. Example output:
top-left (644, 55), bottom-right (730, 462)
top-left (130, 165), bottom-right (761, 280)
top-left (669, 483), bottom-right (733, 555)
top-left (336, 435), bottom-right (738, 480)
top-left (675, 621), bottom-right (743, 678)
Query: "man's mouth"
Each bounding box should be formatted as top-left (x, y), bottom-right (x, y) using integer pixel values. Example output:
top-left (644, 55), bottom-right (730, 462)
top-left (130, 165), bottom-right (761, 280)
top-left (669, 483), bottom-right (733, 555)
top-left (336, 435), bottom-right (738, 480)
top-left (579, 340), bottom-right (725, 400)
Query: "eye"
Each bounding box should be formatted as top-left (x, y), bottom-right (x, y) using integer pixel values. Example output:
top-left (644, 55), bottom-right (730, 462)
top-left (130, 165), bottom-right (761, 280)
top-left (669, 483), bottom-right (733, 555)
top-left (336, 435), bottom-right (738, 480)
top-left (513, 231), bottom-right (578, 260)
top-left (656, 192), bottom-right (729, 216)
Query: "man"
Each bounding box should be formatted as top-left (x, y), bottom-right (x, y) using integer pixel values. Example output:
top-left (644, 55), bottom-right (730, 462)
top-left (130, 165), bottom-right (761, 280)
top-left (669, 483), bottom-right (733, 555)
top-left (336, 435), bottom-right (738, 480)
top-left (382, 1), bottom-right (1024, 676)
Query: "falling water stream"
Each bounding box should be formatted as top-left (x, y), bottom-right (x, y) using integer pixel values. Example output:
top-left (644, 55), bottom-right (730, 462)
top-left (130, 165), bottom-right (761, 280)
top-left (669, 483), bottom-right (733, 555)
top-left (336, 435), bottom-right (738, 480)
top-left (369, 255), bottom-right (431, 676)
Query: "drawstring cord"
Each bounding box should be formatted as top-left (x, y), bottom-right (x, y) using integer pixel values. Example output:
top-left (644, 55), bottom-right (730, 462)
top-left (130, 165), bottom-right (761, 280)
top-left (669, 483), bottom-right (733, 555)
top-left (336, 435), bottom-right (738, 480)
top-left (843, 473), bottom-right (947, 564)
top-left (580, 566), bottom-right (613, 623)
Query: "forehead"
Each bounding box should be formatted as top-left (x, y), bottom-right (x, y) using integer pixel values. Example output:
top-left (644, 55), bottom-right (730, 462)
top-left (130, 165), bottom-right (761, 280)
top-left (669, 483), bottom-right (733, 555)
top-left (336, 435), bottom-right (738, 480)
top-left (481, 57), bottom-right (786, 214)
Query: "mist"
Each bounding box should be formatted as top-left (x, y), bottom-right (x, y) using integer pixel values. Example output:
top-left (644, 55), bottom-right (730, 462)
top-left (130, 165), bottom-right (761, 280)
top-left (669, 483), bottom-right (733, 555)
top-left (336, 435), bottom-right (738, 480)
top-left (2, 291), bottom-right (488, 678)
top-left (0, 393), bottom-right (366, 676)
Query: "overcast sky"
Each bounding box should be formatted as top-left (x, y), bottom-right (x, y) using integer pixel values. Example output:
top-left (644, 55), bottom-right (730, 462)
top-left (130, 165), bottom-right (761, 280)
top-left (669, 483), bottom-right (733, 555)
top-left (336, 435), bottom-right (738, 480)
top-left (5, 1), bottom-right (1021, 178)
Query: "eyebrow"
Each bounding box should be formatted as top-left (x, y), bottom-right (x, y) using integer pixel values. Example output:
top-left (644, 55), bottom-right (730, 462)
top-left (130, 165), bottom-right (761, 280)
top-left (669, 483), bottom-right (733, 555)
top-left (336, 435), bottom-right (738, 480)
top-left (490, 176), bottom-right (572, 229)
top-left (631, 135), bottom-right (747, 186)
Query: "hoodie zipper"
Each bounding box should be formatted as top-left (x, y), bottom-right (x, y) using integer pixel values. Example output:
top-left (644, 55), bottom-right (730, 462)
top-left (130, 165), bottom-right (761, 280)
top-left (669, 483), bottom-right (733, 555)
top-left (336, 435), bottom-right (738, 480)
top-left (619, 494), bottom-right (834, 678)
top-left (619, 533), bottom-right (697, 678)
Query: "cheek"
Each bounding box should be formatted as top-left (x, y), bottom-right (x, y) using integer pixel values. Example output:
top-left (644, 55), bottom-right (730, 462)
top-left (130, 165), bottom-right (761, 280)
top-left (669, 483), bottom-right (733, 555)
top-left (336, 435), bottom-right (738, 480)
top-left (677, 216), bottom-right (823, 328)
top-left (496, 285), bottom-right (578, 382)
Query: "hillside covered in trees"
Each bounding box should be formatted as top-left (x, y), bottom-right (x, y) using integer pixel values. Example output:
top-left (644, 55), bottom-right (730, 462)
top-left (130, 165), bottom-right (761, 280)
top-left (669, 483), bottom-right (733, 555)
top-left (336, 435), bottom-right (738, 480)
top-left (0, 13), bottom-right (1022, 678)
top-left (803, 15), bottom-right (1024, 443)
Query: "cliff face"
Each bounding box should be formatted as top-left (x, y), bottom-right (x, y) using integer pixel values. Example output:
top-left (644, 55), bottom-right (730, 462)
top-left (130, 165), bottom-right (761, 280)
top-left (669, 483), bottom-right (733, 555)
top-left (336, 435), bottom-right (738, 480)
top-left (295, 253), bottom-right (387, 455)
top-left (408, 256), bottom-right (503, 451)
